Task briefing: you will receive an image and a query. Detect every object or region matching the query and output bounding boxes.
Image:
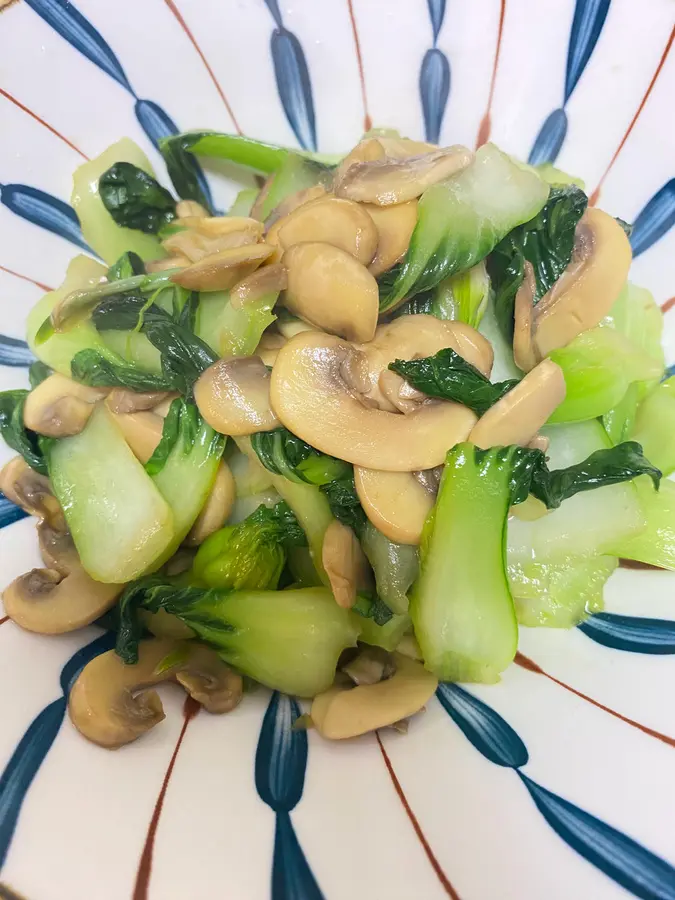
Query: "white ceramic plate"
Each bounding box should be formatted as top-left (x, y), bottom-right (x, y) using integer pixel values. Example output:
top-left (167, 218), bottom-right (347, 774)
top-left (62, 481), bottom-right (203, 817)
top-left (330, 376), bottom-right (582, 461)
top-left (1, 1), bottom-right (675, 898)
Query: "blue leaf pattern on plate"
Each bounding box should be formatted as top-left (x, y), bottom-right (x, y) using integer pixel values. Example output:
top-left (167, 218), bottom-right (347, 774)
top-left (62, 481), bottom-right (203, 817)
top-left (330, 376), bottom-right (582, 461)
top-left (420, 48), bottom-right (450, 144)
top-left (0, 494), bottom-right (28, 530)
top-left (630, 179), bottom-right (675, 258)
top-left (0, 631), bottom-right (114, 870)
top-left (24, 0), bottom-right (134, 95)
top-left (255, 693), bottom-right (324, 899)
top-left (134, 99), bottom-right (178, 147)
top-left (436, 684), bottom-right (529, 768)
top-left (271, 29), bottom-right (317, 151)
top-left (527, 108), bottom-right (569, 165)
top-left (519, 773), bottom-right (675, 900)
top-left (272, 812), bottom-right (324, 900)
top-left (578, 612), bottom-right (675, 654)
top-left (0, 335), bottom-right (34, 368)
top-left (0, 183), bottom-right (91, 253)
top-left (263, 0), bottom-right (284, 29)
top-left (256, 692), bottom-right (307, 812)
top-left (565, 0), bottom-right (612, 102)
top-left (426, 0), bottom-right (447, 44)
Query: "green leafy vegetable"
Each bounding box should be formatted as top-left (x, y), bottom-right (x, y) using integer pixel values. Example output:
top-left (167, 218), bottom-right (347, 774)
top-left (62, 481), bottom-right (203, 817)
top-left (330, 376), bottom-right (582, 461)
top-left (528, 441), bottom-right (660, 509)
top-left (71, 349), bottom-right (172, 392)
top-left (192, 501), bottom-right (307, 591)
top-left (607, 477), bottom-right (675, 570)
top-left (352, 593), bottom-right (394, 626)
top-left (99, 162), bottom-right (177, 235)
top-left (630, 377), bottom-right (675, 477)
top-left (488, 184), bottom-right (588, 340)
top-left (28, 360), bottom-right (52, 389)
top-left (389, 347), bottom-right (518, 416)
top-left (251, 427), bottom-right (351, 486)
top-left (107, 251), bottom-right (145, 282)
top-left (163, 131), bottom-right (291, 175)
top-left (428, 262), bottom-right (491, 327)
top-left (378, 144), bottom-right (549, 311)
top-left (159, 137), bottom-right (213, 211)
top-left (115, 579), bottom-right (359, 696)
top-left (361, 522), bottom-right (418, 616)
top-left (0, 390), bottom-right (47, 474)
top-left (320, 473), bottom-right (368, 537)
top-left (145, 399), bottom-right (199, 476)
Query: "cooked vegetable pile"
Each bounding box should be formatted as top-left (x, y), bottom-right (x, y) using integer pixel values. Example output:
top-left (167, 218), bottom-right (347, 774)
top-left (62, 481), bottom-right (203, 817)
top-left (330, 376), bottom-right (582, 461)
top-left (1, 130), bottom-right (672, 749)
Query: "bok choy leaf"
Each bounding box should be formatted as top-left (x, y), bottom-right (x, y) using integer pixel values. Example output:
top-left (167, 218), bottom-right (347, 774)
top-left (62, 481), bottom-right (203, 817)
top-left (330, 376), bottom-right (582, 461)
top-left (99, 163), bottom-right (177, 234)
top-left (0, 390), bottom-right (47, 474)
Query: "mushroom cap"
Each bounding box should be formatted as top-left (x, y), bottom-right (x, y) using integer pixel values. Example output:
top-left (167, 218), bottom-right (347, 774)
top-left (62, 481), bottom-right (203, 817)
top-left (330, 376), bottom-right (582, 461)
top-left (105, 389), bottom-right (173, 414)
top-left (108, 410), bottom-right (164, 464)
top-left (282, 242), bottom-right (379, 343)
top-left (68, 638), bottom-right (243, 748)
top-left (311, 653), bottom-right (437, 739)
top-left (470, 358), bottom-right (566, 449)
top-left (270, 331), bottom-right (477, 471)
top-left (515, 209), bottom-right (632, 368)
top-left (271, 197), bottom-right (378, 265)
top-left (0, 456), bottom-right (63, 526)
top-left (363, 200), bottom-right (418, 277)
top-left (3, 555), bottom-right (123, 634)
top-left (321, 519), bottom-right (372, 609)
top-left (357, 315), bottom-right (493, 412)
top-left (354, 468), bottom-right (434, 545)
top-left (172, 243), bottom-right (274, 292)
top-left (334, 145), bottom-right (474, 205)
top-left (185, 461), bottom-right (236, 546)
top-left (23, 373), bottom-right (107, 437)
top-left (195, 356), bottom-right (280, 436)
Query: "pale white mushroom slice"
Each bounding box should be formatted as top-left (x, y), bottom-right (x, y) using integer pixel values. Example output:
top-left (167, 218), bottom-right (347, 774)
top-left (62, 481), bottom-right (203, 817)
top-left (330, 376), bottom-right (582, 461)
top-left (172, 243), bottom-right (274, 292)
top-left (266, 184), bottom-right (328, 227)
top-left (332, 138), bottom-right (387, 186)
top-left (513, 262), bottom-right (538, 372)
top-left (270, 332), bottom-right (477, 471)
top-left (470, 359), bottom-right (566, 449)
top-left (23, 373), bottom-right (107, 437)
top-left (364, 200), bottom-right (418, 276)
top-left (357, 315), bottom-right (493, 412)
top-left (0, 456), bottom-right (63, 527)
top-left (108, 410), bottom-right (164, 463)
top-left (321, 519), bottom-right (372, 609)
top-left (176, 199), bottom-right (209, 219)
top-left (68, 638), bottom-right (243, 748)
top-left (515, 209), bottom-right (632, 370)
top-left (230, 263), bottom-right (287, 310)
top-left (105, 389), bottom-right (173, 414)
top-left (354, 468), bottom-right (434, 545)
top-left (334, 145), bottom-right (474, 206)
top-left (271, 197), bottom-right (378, 265)
top-left (195, 356), bottom-right (280, 436)
top-left (311, 653), bottom-right (438, 739)
top-left (255, 330), bottom-right (287, 367)
top-left (283, 242), bottom-right (379, 343)
top-left (185, 461), bottom-right (236, 546)
top-left (3, 522), bottom-right (123, 634)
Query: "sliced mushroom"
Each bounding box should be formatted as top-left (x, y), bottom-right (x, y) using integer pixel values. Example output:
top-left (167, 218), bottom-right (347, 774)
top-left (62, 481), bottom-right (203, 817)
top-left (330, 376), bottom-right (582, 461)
top-left (230, 263), bottom-right (287, 310)
top-left (3, 528), bottom-right (123, 634)
top-left (357, 315), bottom-right (493, 412)
top-left (277, 315), bottom-right (317, 340)
top-left (188, 216), bottom-right (264, 239)
top-left (334, 145), bottom-right (473, 206)
top-left (311, 653), bottom-right (437, 739)
top-left (377, 369), bottom-right (426, 414)
top-left (164, 217), bottom-right (264, 262)
top-left (146, 255), bottom-right (191, 273)
top-left (105, 389), bottom-right (173, 414)
top-left (255, 330), bottom-right (287, 366)
top-left (68, 638), bottom-right (243, 749)
top-left (283, 242), bottom-right (379, 343)
top-left (172, 243), bottom-right (274, 292)
top-left (321, 519), bottom-right (372, 609)
top-left (353, 468), bottom-right (434, 545)
top-left (270, 332), bottom-right (477, 470)
top-left (23, 373), bottom-right (107, 437)
top-left (376, 137), bottom-right (438, 158)
top-left (195, 356), bottom-right (280, 436)
top-left (332, 138), bottom-right (387, 186)
top-left (364, 200), bottom-right (418, 276)
top-left (270, 197), bottom-right (378, 265)
top-left (528, 433), bottom-right (550, 453)
top-left (470, 359), bottom-right (566, 449)
top-left (0, 456), bottom-right (63, 526)
top-left (185, 461), bottom-right (236, 546)
top-left (515, 210), bottom-right (632, 369)
top-left (513, 262), bottom-right (538, 372)
top-left (265, 184), bottom-right (328, 227)
top-left (176, 199), bottom-right (209, 219)
top-left (109, 410), bottom-right (164, 463)
top-left (342, 646), bottom-right (396, 686)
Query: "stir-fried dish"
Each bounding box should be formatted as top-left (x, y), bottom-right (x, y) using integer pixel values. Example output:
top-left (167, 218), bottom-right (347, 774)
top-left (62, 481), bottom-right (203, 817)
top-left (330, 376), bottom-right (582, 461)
top-left (1, 129), bottom-right (672, 749)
